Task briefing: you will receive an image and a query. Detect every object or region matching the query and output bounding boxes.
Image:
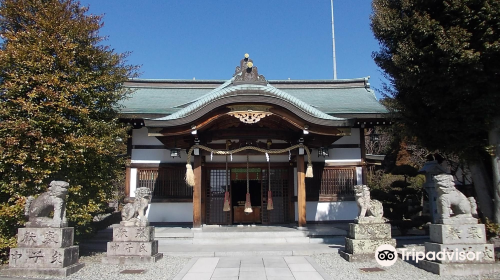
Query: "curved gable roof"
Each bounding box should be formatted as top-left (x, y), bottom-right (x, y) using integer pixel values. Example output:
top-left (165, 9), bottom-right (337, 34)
top-left (119, 77), bottom-right (388, 120)
top-left (154, 82), bottom-right (344, 122)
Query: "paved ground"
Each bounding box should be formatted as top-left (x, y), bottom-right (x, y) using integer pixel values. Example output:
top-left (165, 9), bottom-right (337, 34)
top-left (173, 256), bottom-right (330, 280)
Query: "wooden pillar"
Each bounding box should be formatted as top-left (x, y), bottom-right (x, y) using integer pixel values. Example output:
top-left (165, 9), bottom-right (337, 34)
top-left (193, 156), bottom-right (202, 228)
top-left (297, 155), bottom-right (306, 227)
top-left (360, 127), bottom-right (367, 184)
top-left (124, 160), bottom-right (131, 197)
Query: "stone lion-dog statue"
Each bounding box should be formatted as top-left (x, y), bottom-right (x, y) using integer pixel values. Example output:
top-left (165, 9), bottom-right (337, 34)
top-left (120, 187), bottom-right (152, 227)
top-left (354, 185), bottom-right (385, 223)
top-left (434, 174), bottom-right (477, 222)
top-left (25, 181), bottom-right (69, 228)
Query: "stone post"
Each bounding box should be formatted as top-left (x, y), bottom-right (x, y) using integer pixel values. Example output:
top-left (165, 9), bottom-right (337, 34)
top-left (420, 174), bottom-right (499, 275)
top-left (339, 185), bottom-right (396, 262)
top-left (102, 187), bottom-right (162, 264)
top-left (1, 181), bottom-right (84, 277)
top-left (419, 160), bottom-right (447, 224)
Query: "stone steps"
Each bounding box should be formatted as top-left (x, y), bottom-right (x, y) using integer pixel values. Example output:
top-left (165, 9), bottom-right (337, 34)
top-left (156, 231), bottom-right (310, 244)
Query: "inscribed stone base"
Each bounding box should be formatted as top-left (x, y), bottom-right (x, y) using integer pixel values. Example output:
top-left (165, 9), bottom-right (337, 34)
top-left (438, 217), bottom-right (478, 225)
top-left (17, 227), bottom-right (74, 248)
top-left (25, 220), bottom-right (68, 228)
top-left (1, 262), bottom-right (84, 277)
top-left (424, 242), bottom-right (495, 263)
top-left (101, 253), bottom-right (163, 264)
top-left (106, 240), bottom-right (158, 256)
top-left (348, 223), bottom-right (391, 239)
top-left (429, 224), bottom-right (486, 244)
top-left (9, 246), bottom-right (80, 268)
top-left (112, 226), bottom-right (155, 242)
top-left (345, 237), bottom-right (396, 255)
top-left (354, 217), bottom-right (387, 224)
top-left (419, 260), bottom-right (500, 276)
top-left (338, 250), bottom-right (375, 262)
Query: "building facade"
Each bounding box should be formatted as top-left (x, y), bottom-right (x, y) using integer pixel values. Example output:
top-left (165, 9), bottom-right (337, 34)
top-left (119, 55), bottom-right (388, 228)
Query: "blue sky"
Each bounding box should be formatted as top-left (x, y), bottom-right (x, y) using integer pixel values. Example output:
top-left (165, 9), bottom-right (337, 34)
top-left (80, 0), bottom-right (387, 99)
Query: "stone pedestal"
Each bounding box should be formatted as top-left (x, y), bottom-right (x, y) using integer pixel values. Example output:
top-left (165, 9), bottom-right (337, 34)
top-left (2, 227), bottom-right (84, 277)
top-left (420, 222), bottom-right (500, 275)
top-left (339, 221), bottom-right (396, 262)
top-left (102, 226), bottom-right (163, 264)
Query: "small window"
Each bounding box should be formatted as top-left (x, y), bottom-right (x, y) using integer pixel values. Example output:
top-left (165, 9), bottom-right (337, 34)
top-left (137, 167), bottom-right (192, 199)
top-left (306, 163), bottom-right (356, 201)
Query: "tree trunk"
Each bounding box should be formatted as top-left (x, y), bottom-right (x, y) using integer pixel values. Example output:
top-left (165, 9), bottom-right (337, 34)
top-left (469, 160), bottom-right (494, 220)
top-left (489, 117), bottom-right (500, 224)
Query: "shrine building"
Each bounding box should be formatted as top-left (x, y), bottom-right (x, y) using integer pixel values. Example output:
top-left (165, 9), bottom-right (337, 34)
top-left (119, 54), bottom-right (388, 228)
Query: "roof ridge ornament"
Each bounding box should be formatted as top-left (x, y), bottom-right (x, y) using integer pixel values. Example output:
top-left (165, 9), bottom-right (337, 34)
top-left (233, 53), bottom-right (267, 86)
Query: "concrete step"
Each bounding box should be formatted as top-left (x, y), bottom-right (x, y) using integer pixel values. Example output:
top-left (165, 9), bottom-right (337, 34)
top-left (155, 232), bottom-right (194, 238)
top-left (157, 243), bottom-right (337, 256)
top-left (193, 231), bottom-right (308, 238)
top-left (192, 236), bottom-right (310, 244)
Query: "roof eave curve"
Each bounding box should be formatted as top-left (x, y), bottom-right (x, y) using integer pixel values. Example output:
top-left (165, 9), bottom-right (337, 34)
top-left (144, 84), bottom-right (353, 128)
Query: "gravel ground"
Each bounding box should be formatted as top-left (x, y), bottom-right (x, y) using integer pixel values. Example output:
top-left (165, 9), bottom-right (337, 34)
top-left (0, 253), bottom-right (190, 280)
top-left (2, 249), bottom-right (499, 279)
top-left (311, 252), bottom-right (500, 280)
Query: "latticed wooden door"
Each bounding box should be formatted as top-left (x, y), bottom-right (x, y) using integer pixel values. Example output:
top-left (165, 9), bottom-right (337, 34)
top-left (262, 168), bottom-right (289, 224)
top-left (205, 169), bottom-right (231, 224)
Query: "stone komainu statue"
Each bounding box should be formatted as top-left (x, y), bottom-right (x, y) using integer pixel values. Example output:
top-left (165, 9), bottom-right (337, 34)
top-left (120, 187), bottom-right (152, 227)
top-left (434, 174), bottom-right (478, 220)
top-left (24, 181), bottom-right (69, 228)
top-left (354, 185), bottom-right (384, 221)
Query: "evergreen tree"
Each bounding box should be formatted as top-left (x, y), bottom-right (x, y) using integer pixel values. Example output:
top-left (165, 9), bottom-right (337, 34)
top-left (0, 0), bottom-right (138, 260)
top-left (371, 0), bottom-right (500, 221)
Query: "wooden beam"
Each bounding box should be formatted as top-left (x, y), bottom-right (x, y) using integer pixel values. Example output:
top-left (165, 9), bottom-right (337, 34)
top-left (297, 155), bottom-right (306, 227)
top-left (193, 156), bottom-right (202, 228)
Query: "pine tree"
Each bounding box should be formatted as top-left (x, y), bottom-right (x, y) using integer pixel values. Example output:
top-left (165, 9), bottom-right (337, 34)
top-left (371, 0), bottom-right (500, 221)
top-left (0, 0), bottom-right (138, 260)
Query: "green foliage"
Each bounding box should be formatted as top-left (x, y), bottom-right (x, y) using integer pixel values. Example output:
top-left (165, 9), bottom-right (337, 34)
top-left (485, 217), bottom-right (500, 240)
top-left (371, 0), bottom-right (500, 159)
top-left (369, 165), bottom-right (427, 235)
top-left (0, 0), bottom-right (138, 261)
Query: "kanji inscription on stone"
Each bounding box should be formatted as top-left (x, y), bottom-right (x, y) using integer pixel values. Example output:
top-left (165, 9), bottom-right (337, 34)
top-left (21, 231), bottom-right (37, 244)
top-left (10, 250), bottom-right (22, 264)
top-left (29, 250), bottom-right (44, 263)
top-left (42, 231), bottom-right (59, 245)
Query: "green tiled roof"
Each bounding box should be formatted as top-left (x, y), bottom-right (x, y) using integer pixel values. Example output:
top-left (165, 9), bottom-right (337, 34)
top-left (282, 87), bottom-right (386, 114)
top-left (156, 84), bottom-right (343, 121)
top-left (118, 77), bottom-right (388, 117)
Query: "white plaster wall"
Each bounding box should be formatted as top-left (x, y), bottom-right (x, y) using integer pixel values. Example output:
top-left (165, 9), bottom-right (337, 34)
top-left (130, 168), bottom-right (137, 197)
top-left (294, 201), bottom-right (358, 221)
top-left (356, 167), bottom-right (363, 185)
top-left (131, 149), bottom-right (187, 163)
top-left (332, 128), bottom-right (360, 145)
top-left (147, 202), bottom-right (193, 223)
top-left (311, 148), bottom-right (361, 162)
top-left (132, 127), bottom-right (163, 145)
